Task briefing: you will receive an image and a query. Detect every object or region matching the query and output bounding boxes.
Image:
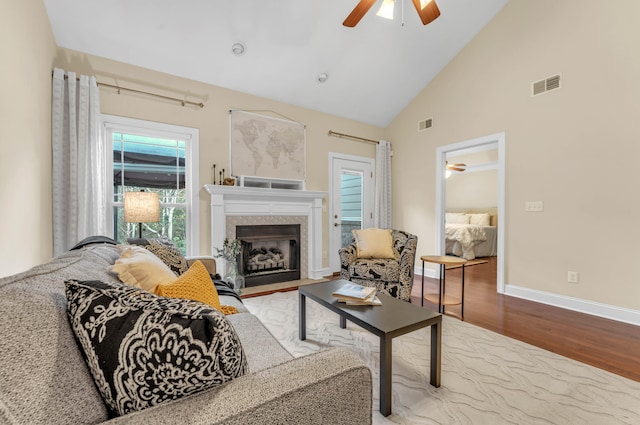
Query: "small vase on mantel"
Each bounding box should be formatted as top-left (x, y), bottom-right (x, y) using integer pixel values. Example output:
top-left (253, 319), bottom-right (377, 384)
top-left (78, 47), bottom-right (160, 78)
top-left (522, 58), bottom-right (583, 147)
top-left (224, 259), bottom-right (245, 294)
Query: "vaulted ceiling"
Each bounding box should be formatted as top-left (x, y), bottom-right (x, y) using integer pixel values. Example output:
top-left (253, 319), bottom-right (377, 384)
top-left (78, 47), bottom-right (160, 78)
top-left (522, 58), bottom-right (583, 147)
top-left (43, 0), bottom-right (509, 127)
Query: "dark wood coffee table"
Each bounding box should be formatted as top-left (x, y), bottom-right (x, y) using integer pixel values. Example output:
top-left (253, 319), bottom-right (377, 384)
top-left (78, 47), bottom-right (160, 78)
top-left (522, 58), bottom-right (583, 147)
top-left (299, 280), bottom-right (442, 417)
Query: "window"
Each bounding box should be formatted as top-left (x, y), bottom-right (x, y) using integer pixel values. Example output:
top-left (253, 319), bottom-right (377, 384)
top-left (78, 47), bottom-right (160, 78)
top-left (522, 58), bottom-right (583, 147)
top-left (102, 115), bottom-right (199, 255)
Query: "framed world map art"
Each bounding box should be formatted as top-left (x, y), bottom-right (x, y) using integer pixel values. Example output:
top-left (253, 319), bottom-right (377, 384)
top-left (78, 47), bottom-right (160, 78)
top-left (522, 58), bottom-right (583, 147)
top-left (229, 110), bottom-right (306, 181)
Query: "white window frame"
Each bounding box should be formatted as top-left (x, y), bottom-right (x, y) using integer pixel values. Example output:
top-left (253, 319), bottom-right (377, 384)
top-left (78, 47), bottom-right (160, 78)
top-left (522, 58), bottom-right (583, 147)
top-left (101, 114), bottom-right (200, 255)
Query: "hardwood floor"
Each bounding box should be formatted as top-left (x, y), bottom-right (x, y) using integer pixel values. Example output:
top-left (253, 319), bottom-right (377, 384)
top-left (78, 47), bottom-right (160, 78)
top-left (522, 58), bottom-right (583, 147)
top-left (410, 257), bottom-right (640, 382)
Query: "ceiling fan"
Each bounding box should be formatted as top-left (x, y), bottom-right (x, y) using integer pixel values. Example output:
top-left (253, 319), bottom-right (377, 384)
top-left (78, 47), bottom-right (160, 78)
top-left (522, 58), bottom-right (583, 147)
top-left (343, 0), bottom-right (441, 27)
top-left (446, 161), bottom-right (466, 173)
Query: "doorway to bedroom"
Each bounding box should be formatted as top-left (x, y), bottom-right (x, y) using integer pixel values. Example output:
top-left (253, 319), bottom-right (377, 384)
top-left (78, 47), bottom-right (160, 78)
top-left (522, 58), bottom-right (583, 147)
top-left (435, 132), bottom-right (505, 294)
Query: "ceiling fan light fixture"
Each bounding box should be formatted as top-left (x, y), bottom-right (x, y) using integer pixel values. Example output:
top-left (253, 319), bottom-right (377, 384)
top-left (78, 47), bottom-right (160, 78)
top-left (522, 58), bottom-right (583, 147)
top-left (376, 0), bottom-right (395, 20)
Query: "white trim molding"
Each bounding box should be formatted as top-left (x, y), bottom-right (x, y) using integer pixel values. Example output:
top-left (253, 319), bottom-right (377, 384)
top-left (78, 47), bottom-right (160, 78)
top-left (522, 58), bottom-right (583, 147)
top-left (102, 114), bottom-right (200, 255)
top-left (435, 132), bottom-right (505, 293)
top-left (505, 285), bottom-right (640, 327)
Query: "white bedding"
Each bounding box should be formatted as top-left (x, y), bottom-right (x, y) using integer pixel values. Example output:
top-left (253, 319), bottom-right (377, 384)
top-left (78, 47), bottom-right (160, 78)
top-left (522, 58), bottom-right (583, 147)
top-left (446, 224), bottom-right (497, 260)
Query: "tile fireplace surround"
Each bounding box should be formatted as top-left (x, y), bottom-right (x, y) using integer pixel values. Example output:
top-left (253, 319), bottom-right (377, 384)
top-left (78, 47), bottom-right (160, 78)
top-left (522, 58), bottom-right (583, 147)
top-left (204, 184), bottom-right (327, 280)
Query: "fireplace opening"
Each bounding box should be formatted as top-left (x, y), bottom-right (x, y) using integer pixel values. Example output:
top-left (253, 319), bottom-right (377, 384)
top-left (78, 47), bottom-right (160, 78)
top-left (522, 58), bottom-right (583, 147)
top-left (236, 224), bottom-right (301, 287)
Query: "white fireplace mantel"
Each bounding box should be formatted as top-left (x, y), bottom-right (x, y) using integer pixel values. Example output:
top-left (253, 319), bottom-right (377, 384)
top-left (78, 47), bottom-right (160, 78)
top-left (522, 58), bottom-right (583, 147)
top-left (204, 185), bottom-right (327, 279)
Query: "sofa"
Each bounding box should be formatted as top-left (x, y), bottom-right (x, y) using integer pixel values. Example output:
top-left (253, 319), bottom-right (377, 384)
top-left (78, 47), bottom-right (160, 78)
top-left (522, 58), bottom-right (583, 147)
top-left (0, 242), bottom-right (372, 424)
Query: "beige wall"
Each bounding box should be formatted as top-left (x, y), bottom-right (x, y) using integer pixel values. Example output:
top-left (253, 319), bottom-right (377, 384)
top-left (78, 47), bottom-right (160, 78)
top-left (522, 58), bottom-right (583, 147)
top-left (446, 169), bottom-right (498, 211)
top-left (446, 149), bottom-right (498, 210)
top-left (0, 0), bottom-right (57, 276)
top-left (387, 0), bottom-right (640, 310)
top-left (52, 48), bottom-right (382, 267)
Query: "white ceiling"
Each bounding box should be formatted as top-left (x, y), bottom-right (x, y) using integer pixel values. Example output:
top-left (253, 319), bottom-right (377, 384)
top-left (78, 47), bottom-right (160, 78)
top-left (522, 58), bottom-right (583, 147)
top-left (43, 0), bottom-right (509, 127)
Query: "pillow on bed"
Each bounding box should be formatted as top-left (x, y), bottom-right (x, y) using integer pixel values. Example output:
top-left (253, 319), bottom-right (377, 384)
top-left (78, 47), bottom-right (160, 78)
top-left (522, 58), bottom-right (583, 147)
top-left (445, 213), bottom-right (470, 224)
top-left (469, 213), bottom-right (491, 226)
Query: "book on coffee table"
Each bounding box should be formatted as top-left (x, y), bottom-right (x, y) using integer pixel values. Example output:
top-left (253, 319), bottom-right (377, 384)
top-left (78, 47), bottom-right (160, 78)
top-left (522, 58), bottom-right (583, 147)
top-left (332, 283), bottom-right (380, 305)
top-left (344, 295), bottom-right (382, 306)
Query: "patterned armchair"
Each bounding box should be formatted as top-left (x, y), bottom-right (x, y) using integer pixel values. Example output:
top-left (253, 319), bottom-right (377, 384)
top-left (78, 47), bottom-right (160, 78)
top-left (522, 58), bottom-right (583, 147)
top-left (338, 229), bottom-right (418, 302)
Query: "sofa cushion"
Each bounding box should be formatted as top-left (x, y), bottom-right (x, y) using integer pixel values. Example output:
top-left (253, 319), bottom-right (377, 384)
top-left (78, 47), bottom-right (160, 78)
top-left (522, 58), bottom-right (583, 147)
top-left (65, 279), bottom-right (248, 417)
top-left (226, 313), bottom-right (293, 372)
top-left (0, 246), bottom-right (122, 425)
top-left (110, 245), bottom-right (176, 292)
top-left (127, 237), bottom-right (189, 275)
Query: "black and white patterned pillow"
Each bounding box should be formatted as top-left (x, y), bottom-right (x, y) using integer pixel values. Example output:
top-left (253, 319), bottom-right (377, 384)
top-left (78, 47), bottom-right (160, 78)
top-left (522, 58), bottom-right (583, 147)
top-left (127, 237), bottom-right (189, 275)
top-left (65, 279), bottom-right (248, 417)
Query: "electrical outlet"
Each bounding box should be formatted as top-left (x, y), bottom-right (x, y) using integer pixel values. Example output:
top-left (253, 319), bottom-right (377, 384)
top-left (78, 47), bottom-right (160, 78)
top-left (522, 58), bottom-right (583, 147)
top-left (525, 201), bottom-right (544, 212)
top-left (567, 271), bottom-right (579, 283)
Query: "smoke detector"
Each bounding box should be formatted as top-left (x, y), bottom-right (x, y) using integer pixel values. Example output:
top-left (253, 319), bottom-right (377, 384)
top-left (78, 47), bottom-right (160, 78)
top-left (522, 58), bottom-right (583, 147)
top-left (231, 42), bottom-right (246, 56)
top-left (316, 72), bottom-right (329, 83)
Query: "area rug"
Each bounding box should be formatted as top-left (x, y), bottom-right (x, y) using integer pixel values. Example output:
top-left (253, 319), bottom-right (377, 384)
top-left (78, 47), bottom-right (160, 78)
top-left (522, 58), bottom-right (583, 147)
top-left (243, 290), bottom-right (640, 425)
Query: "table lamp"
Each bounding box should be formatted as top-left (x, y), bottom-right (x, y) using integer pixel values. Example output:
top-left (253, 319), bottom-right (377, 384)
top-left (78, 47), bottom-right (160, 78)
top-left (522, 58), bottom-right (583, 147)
top-left (124, 191), bottom-right (160, 238)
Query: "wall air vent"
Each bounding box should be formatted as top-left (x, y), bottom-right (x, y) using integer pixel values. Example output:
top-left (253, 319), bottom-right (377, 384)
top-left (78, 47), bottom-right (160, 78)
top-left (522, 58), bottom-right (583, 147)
top-left (418, 117), bottom-right (433, 131)
top-left (532, 74), bottom-right (562, 96)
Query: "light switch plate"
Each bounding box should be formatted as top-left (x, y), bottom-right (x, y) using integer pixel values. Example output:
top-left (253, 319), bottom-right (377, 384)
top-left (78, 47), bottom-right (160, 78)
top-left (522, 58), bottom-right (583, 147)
top-left (525, 201), bottom-right (544, 212)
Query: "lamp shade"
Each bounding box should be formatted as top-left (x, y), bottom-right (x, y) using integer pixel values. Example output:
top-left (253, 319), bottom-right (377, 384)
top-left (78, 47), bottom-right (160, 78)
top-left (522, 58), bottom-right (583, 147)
top-left (124, 192), bottom-right (160, 223)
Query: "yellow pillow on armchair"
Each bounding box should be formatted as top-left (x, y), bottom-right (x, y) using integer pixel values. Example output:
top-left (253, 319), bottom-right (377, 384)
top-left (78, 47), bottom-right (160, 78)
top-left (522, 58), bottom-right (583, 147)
top-left (352, 228), bottom-right (395, 259)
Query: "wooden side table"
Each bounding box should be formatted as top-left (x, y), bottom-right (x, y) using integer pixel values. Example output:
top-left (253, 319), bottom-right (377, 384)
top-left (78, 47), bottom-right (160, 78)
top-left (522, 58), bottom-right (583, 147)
top-left (421, 255), bottom-right (467, 319)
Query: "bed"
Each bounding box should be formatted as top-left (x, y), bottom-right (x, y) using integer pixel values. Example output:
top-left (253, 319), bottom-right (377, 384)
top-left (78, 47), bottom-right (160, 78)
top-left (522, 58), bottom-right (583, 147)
top-left (445, 209), bottom-right (498, 260)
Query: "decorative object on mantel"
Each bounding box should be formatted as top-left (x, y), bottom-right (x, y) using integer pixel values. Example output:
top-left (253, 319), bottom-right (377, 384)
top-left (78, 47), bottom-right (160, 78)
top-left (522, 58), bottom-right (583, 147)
top-left (213, 238), bottom-right (245, 293)
top-left (223, 177), bottom-right (236, 186)
top-left (211, 164), bottom-right (230, 185)
top-left (229, 110), bottom-right (306, 184)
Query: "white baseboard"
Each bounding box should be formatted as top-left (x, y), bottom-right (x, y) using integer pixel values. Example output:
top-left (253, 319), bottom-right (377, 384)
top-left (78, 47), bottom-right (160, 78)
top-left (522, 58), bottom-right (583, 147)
top-left (415, 266), bottom-right (640, 326)
top-left (415, 265), bottom-right (437, 279)
top-left (504, 285), bottom-right (640, 327)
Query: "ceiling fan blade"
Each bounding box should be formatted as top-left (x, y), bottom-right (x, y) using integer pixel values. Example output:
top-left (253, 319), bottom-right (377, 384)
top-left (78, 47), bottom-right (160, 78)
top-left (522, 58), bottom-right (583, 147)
top-left (449, 163), bottom-right (466, 167)
top-left (411, 0), bottom-right (441, 25)
top-left (343, 0), bottom-right (377, 27)
top-left (447, 166), bottom-right (466, 172)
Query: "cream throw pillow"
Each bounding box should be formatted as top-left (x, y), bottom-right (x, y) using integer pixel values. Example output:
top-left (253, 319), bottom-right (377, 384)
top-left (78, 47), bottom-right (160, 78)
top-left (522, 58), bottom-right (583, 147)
top-left (111, 245), bottom-right (177, 292)
top-left (352, 228), bottom-right (395, 259)
top-left (469, 213), bottom-right (491, 226)
top-left (445, 213), bottom-right (470, 224)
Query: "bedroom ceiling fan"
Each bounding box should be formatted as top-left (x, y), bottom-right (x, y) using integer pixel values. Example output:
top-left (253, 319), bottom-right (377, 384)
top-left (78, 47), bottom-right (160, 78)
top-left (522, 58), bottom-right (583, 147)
top-left (343, 0), bottom-right (441, 27)
top-left (446, 161), bottom-right (466, 178)
top-left (446, 161), bottom-right (466, 172)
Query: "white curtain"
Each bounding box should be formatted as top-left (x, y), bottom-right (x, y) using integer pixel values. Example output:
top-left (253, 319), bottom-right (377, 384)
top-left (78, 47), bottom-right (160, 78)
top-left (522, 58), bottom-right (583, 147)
top-left (52, 68), bottom-right (108, 255)
top-left (374, 140), bottom-right (392, 229)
